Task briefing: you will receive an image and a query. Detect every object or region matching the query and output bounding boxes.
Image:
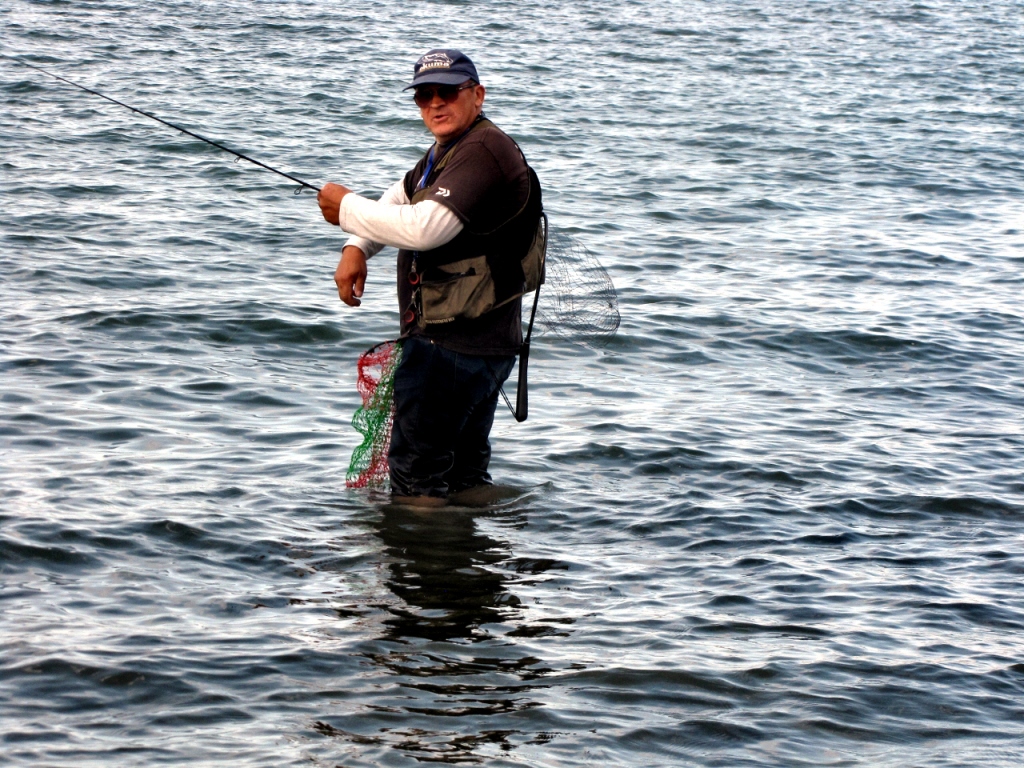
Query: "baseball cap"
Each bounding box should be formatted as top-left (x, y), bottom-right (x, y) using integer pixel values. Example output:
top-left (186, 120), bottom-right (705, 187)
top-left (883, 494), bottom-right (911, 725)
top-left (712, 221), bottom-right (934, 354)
top-left (404, 49), bottom-right (480, 90)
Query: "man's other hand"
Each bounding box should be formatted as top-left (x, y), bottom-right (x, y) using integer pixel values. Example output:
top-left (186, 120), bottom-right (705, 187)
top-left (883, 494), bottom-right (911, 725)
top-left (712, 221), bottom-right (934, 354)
top-left (335, 245), bottom-right (368, 306)
top-left (318, 182), bottom-right (350, 225)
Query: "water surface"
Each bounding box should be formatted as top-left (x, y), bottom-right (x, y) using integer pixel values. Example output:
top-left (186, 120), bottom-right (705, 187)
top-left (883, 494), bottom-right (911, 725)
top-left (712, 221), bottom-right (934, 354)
top-left (3, 1), bottom-right (1024, 765)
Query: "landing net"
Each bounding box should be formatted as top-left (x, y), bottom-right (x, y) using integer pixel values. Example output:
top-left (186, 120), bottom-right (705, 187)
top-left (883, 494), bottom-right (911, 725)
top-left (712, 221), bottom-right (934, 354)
top-left (538, 230), bottom-right (620, 348)
top-left (345, 340), bottom-right (402, 489)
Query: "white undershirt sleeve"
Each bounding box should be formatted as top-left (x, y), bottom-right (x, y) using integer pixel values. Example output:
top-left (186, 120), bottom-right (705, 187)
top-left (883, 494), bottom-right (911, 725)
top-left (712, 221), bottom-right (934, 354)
top-left (340, 180), bottom-right (464, 256)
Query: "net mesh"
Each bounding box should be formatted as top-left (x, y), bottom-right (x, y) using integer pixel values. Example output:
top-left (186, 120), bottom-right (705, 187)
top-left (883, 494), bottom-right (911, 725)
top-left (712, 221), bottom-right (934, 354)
top-left (345, 340), bottom-right (402, 489)
top-left (538, 230), bottom-right (620, 348)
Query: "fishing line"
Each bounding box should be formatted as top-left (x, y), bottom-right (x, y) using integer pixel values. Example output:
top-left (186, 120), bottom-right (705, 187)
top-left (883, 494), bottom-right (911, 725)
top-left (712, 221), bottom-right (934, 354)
top-left (5, 56), bottom-right (318, 193)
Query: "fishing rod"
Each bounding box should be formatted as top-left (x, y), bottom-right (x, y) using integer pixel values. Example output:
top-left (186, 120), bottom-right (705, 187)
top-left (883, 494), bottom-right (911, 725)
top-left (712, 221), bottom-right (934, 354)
top-left (6, 56), bottom-right (318, 193)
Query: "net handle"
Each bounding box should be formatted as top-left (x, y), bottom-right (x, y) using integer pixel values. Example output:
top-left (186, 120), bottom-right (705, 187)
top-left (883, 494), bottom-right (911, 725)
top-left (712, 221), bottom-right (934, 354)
top-left (496, 213), bottom-right (547, 422)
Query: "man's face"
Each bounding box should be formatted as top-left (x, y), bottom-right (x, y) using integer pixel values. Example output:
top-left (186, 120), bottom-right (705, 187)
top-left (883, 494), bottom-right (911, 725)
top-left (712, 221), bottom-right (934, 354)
top-left (415, 80), bottom-right (486, 144)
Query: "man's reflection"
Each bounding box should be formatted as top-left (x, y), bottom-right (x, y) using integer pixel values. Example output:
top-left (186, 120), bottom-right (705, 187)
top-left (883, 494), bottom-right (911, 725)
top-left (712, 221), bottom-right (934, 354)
top-left (374, 504), bottom-right (522, 643)
top-left (315, 500), bottom-right (574, 762)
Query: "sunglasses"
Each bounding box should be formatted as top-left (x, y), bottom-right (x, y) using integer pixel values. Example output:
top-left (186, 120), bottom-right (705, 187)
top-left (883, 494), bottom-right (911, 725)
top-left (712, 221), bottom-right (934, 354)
top-left (412, 81), bottom-right (476, 107)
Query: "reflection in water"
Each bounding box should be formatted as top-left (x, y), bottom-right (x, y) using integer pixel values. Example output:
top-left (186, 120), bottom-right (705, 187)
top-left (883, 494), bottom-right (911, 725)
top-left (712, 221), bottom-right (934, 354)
top-left (315, 502), bottom-right (572, 764)
top-left (376, 505), bottom-right (522, 643)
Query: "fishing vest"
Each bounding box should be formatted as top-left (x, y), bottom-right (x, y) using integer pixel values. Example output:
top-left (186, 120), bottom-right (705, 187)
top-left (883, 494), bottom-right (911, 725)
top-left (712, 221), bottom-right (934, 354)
top-left (404, 119), bottom-right (546, 329)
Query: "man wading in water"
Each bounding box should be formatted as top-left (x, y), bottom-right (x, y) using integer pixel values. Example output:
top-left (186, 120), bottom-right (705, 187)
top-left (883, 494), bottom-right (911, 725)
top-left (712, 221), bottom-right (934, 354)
top-left (317, 49), bottom-right (543, 507)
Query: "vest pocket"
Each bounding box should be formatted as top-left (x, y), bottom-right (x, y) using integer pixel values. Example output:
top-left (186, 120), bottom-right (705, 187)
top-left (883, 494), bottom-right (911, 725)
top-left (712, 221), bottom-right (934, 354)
top-left (418, 255), bottom-right (497, 326)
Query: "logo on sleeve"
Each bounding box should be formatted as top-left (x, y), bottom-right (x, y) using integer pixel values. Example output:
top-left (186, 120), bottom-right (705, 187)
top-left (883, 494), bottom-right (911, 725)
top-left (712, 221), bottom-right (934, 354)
top-left (435, 187), bottom-right (451, 197)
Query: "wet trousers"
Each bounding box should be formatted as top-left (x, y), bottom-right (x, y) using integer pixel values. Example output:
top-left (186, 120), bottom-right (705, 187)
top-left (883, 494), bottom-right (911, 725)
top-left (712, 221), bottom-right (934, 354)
top-left (388, 336), bottom-right (516, 498)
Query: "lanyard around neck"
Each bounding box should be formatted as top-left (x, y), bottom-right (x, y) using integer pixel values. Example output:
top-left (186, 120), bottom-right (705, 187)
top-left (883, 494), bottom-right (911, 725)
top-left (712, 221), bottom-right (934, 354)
top-left (416, 146), bottom-right (441, 192)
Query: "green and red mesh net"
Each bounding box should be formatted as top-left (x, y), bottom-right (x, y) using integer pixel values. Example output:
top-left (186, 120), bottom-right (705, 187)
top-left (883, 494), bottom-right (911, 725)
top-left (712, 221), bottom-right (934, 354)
top-left (345, 340), bottom-right (403, 489)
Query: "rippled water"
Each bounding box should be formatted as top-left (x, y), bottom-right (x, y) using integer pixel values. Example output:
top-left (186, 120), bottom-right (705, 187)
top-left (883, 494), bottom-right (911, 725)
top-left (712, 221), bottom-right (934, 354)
top-left (4, 1), bottom-right (1024, 765)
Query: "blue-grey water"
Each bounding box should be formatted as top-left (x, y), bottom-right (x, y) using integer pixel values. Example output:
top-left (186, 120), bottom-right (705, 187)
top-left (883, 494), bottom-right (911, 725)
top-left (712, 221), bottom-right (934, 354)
top-left (3, 1), bottom-right (1024, 765)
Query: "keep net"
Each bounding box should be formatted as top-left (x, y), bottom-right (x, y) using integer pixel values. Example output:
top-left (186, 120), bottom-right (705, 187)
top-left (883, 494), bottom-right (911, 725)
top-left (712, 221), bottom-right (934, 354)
top-left (345, 340), bottom-right (402, 489)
